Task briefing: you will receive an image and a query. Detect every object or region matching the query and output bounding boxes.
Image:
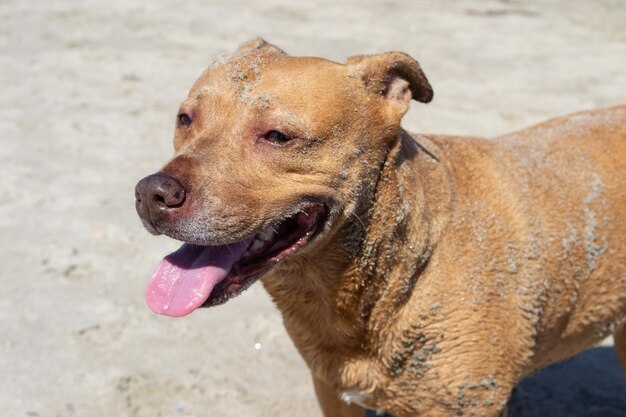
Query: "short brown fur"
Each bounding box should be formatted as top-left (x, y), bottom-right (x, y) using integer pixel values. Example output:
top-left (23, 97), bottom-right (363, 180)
top-left (150, 39), bottom-right (626, 416)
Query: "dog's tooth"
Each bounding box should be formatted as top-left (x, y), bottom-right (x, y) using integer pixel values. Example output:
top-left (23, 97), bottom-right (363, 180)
top-left (249, 239), bottom-right (264, 253)
top-left (259, 227), bottom-right (275, 241)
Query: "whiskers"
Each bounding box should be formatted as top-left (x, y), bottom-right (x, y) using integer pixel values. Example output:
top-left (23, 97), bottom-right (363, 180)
top-left (351, 211), bottom-right (367, 231)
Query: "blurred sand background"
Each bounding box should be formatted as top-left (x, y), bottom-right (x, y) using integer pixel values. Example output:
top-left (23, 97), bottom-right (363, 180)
top-left (1, 0), bottom-right (626, 416)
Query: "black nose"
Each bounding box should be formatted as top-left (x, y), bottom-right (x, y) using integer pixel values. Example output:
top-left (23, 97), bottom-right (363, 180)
top-left (135, 173), bottom-right (186, 230)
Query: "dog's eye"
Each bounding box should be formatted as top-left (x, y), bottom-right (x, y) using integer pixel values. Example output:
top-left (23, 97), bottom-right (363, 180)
top-left (177, 113), bottom-right (192, 127)
top-left (263, 130), bottom-right (292, 145)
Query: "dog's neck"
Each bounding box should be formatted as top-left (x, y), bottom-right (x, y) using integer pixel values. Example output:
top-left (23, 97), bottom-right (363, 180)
top-left (348, 131), bottom-right (446, 337)
top-left (262, 129), bottom-right (453, 387)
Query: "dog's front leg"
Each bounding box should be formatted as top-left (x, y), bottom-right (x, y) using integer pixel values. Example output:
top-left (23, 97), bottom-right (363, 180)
top-left (313, 376), bottom-right (364, 417)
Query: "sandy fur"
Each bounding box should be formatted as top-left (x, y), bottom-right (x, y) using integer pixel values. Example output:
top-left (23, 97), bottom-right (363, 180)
top-left (149, 40), bottom-right (626, 417)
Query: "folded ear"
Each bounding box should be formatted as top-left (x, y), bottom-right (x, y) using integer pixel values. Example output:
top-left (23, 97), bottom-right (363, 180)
top-left (236, 37), bottom-right (286, 56)
top-left (346, 51), bottom-right (433, 116)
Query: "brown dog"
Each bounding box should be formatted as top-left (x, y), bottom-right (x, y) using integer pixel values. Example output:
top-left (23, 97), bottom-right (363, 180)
top-left (135, 38), bottom-right (626, 417)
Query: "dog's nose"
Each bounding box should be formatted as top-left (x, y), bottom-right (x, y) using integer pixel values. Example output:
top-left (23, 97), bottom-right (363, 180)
top-left (135, 173), bottom-right (186, 228)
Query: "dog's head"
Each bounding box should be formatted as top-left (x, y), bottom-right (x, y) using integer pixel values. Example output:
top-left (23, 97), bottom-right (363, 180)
top-left (135, 38), bottom-right (432, 316)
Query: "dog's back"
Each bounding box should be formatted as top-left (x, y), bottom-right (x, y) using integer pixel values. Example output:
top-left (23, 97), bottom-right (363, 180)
top-left (428, 105), bottom-right (626, 372)
top-left (504, 105), bottom-right (626, 368)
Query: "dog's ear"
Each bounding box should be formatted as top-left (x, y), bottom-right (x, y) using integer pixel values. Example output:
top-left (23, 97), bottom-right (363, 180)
top-left (236, 37), bottom-right (286, 56)
top-left (347, 52), bottom-right (433, 116)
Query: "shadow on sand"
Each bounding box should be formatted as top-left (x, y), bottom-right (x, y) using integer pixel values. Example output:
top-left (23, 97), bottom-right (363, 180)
top-left (365, 347), bottom-right (626, 417)
top-left (509, 347), bottom-right (626, 417)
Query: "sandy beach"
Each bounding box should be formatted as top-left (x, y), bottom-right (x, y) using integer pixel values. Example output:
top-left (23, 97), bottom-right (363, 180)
top-left (1, 1), bottom-right (626, 416)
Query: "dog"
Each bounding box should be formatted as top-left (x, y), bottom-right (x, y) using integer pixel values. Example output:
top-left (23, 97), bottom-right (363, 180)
top-left (135, 38), bottom-right (626, 417)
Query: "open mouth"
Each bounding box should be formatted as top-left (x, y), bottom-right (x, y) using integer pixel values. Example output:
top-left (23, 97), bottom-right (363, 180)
top-left (145, 203), bottom-right (327, 317)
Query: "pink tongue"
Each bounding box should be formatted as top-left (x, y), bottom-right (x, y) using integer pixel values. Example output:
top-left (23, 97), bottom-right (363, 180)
top-left (146, 239), bottom-right (252, 317)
